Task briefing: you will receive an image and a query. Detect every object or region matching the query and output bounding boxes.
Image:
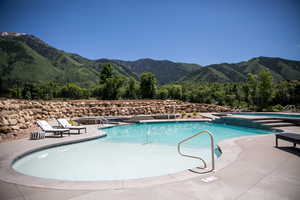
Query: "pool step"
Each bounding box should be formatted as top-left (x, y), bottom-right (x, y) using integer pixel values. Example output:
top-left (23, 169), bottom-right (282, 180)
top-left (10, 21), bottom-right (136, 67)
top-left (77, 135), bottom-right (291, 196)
top-left (252, 117), bottom-right (279, 121)
top-left (251, 117), bottom-right (296, 127)
top-left (255, 119), bottom-right (285, 124)
top-left (124, 115), bottom-right (155, 123)
top-left (263, 122), bottom-right (295, 127)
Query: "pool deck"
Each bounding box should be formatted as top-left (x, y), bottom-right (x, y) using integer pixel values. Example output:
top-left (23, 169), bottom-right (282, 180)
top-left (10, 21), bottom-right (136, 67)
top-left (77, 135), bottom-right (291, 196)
top-left (0, 121), bottom-right (300, 199)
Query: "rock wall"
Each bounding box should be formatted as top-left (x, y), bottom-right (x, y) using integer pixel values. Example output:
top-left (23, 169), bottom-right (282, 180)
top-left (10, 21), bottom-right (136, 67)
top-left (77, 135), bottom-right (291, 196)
top-left (0, 99), bottom-right (232, 137)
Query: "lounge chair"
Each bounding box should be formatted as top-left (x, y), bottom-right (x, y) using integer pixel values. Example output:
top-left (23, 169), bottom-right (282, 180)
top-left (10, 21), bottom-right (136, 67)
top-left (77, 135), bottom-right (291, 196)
top-left (57, 119), bottom-right (87, 134)
top-left (275, 132), bottom-right (300, 148)
top-left (37, 120), bottom-right (70, 137)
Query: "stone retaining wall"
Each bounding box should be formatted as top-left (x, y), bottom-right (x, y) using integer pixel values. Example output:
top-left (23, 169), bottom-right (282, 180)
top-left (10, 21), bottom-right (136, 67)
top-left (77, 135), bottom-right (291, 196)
top-left (0, 99), bottom-right (232, 139)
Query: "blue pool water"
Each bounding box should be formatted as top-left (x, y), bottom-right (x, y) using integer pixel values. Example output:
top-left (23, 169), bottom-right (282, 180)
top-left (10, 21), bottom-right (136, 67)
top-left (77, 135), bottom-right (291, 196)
top-left (102, 122), bottom-right (274, 148)
top-left (13, 122), bottom-right (275, 181)
top-left (231, 113), bottom-right (300, 119)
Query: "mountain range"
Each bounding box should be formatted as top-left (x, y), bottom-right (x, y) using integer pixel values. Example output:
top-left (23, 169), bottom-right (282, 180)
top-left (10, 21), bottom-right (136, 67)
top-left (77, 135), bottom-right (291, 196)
top-left (182, 57), bottom-right (300, 82)
top-left (1, 32), bottom-right (300, 90)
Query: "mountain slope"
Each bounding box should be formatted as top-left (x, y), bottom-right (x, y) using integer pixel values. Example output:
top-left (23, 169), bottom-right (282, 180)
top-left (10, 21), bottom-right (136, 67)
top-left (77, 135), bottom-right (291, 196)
top-left (0, 33), bottom-right (138, 89)
top-left (1, 33), bottom-right (196, 86)
top-left (0, 37), bottom-right (62, 90)
top-left (182, 57), bottom-right (300, 82)
top-left (113, 58), bottom-right (201, 84)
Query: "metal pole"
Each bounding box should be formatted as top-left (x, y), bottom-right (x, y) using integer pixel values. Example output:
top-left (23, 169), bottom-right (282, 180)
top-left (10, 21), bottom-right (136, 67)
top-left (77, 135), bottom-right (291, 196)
top-left (177, 130), bottom-right (215, 172)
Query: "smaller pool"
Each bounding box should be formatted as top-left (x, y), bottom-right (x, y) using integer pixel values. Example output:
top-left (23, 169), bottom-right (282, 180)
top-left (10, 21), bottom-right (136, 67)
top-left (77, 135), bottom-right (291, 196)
top-left (231, 113), bottom-right (300, 119)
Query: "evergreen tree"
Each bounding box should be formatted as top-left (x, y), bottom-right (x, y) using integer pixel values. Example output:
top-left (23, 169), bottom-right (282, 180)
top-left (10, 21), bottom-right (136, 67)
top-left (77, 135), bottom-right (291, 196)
top-left (99, 64), bottom-right (113, 84)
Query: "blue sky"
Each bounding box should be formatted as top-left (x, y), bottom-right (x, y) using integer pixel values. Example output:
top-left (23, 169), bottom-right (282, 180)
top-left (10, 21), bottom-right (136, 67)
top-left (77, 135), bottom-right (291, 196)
top-left (1, 0), bottom-right (300, 65)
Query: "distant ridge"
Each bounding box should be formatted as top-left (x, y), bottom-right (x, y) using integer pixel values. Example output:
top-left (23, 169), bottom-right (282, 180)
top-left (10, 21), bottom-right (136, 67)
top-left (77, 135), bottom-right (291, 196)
top-left (181, 56), bottom-right (300, 82)
top-left (112, 58), bottom-right (201, 84)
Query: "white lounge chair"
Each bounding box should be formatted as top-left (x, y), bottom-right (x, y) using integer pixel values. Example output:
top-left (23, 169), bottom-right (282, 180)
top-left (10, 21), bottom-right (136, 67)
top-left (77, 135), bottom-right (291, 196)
top-left (57, 119), bottom-right (87, 134)
top-left (37, 120), bottom-right (70, 137)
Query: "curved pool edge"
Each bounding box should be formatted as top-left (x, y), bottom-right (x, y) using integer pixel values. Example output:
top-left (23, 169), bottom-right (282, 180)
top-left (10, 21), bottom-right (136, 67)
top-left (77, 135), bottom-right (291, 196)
top-left (11, 134), bottom-right (108, 167)
top-left (0, 123), bottom-right (273, 190)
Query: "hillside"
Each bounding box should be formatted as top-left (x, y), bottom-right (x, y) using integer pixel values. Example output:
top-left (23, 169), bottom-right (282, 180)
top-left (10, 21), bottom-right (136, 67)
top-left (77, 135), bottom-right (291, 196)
top-left (0, 33), bottom-right (200, 88)
top-left (0, 33), bottom-right (138, 90)
top-left (182, 57), bottom-right (300, 82)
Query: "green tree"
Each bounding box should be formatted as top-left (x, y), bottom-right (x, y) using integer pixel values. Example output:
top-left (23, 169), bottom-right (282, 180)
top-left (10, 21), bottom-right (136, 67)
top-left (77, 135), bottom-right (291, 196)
top-left (291, 82), bottom-right (300, 105)
top-left (168, 84), bottom-right (183, 100)
top-left (8, 88), bottom-right (22, 98)
top-left (273, 81), bottom-right (291, 106)
top-left (212, 90), bottom-right (226, 105)
top-left (246, 73), bottom-right (258, 107)
top-left (0, 77), bottom-right (3, 97)
top-left (257, 69), bottom-right (274, 110)
top-left (140, 72), bottom-right (157, 99)
top-left (37, 81), bottom-right (60, 99)
top-left (99, 63), bottom-right (113, 84)
top-left (21, 82), bottom-right (39, 99)
top-left (59, 83), bottom-right (86, 99)
top-left (156, 88), bottom-right (169, 99)
top-left (125, 78), bottom-right (139, 99)
top-left (92, 85), bottom-right (104, 99)
top-left (102, 76), bottom-right (127, 99)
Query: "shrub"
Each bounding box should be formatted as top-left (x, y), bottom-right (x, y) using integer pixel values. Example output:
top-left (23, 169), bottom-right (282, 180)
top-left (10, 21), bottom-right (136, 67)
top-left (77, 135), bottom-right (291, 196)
top-left (8, 88), bottom-right (22, 98)
top-left (59, 83), bottom-right (87, 99)
top-left (181, 112), bottom-right (186, 118)
top-left (92, 85), bottom-right (104, 98)
top-left (156, 89), bottom-right (169, 99)
top-left (272, 104), bottom-right (284, 112)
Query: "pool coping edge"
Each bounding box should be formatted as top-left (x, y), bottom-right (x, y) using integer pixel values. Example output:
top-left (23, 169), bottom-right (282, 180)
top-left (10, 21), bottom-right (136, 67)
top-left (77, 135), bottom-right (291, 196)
top-left (0, 123), bottom-right (273, 190)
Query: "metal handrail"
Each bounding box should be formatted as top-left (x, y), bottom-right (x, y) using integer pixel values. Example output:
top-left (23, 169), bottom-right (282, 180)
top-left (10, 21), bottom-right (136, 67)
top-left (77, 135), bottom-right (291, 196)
top-left (283, 105), bottom-right (296, 112)
top-left (177, 130), bottom-right (215, 173)
top-left (167, 105), bottom-right (176, 119)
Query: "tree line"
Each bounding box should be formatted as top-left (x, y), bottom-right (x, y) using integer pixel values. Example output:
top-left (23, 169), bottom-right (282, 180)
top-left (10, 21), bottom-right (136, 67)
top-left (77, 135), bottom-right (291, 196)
top-left (1, 64), bottom-right (300, 111)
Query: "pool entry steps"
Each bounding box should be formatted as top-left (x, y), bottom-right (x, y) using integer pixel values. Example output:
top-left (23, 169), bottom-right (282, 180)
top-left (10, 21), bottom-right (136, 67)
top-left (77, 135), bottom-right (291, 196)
top-left (177, 130), bottom-right (215, 173)
top-left (213, 117), bottom-right (273, 130)
top-left (252, 118), bottom-right (295, 128)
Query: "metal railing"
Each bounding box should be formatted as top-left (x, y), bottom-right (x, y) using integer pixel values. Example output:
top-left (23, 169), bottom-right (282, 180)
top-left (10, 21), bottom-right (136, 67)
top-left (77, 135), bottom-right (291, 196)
top-left (166, 105), bottom-right (176, 119)
top-left (177, 130), bottom-right (215, 173)
top-left (143, 128), bottom-right (152, 145)
top-left (283, 105), bottom-right (296, 112)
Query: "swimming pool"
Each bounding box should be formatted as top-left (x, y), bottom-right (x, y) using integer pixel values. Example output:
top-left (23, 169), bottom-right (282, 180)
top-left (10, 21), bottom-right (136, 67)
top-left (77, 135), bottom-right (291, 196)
top-left (13, 122), bottom-right (275, 181)
top-left (231, 113), bottom-right (300, 119)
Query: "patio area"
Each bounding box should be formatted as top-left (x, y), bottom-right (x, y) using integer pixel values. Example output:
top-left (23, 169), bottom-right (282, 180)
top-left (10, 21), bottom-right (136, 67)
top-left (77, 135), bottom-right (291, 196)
top-left (0, 123), bottom-right (299, 200)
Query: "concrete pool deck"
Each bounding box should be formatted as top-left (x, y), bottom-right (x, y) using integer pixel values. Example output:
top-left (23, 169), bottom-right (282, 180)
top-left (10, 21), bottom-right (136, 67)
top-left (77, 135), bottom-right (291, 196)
top-left (0, 122), bottom-right (300, 199)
